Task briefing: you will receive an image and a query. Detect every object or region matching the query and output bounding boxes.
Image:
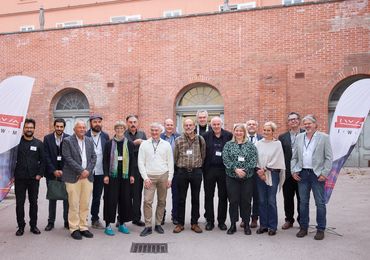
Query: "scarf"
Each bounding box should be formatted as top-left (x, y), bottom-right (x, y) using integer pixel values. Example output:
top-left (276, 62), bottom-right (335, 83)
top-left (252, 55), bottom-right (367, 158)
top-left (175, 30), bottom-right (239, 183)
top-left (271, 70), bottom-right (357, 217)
top-left (109, 136), bottom-right (129, 179)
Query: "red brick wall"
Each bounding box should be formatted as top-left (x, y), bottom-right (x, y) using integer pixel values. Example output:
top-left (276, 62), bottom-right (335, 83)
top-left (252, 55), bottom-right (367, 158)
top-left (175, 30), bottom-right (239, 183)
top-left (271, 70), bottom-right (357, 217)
top-left (1, 0), bottom-right (369, 138)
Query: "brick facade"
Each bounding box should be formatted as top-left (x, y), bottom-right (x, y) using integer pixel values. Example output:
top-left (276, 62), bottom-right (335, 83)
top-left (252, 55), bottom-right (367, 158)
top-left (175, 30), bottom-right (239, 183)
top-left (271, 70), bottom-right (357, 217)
top-left (1, 0), bottom-right (369, 138)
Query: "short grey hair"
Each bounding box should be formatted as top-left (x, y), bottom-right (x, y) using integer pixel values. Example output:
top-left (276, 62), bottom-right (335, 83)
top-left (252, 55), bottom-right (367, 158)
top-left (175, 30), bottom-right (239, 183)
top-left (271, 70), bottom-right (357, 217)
top-left (74, 120), bottom-right (86, 128)
top-left (302, 114), bottom-right (317, 124)
top-left (246, 119), bottom-right (258, 126)
top-left (196, 110), bottom-right (208, 118)
top-left (150, 122), bottom-right (164, 132)
top-left (264, 121), bottom-right (277, 132)
top-left (210, 116), bottom-right (223, 124)
top-left (114, 120), bottom-right (127, 130)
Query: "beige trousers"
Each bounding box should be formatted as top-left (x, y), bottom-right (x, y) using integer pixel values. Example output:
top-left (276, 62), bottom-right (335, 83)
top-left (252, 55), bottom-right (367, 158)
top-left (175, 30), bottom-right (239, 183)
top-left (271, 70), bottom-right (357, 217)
top-left (65, 178), bottom-right (93, 233)
top-left (143, 172), bottom-right (169, 227)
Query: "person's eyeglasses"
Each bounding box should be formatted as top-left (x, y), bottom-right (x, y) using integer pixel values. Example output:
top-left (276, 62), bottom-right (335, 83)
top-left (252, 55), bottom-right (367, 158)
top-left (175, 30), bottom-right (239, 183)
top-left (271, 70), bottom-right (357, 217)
top-left (288, 118), bottom-right (299, 122)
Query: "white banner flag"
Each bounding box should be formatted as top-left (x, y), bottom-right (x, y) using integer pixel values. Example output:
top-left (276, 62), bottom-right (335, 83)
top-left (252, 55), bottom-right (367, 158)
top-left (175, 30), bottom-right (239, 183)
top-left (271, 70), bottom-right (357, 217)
top-left (325, 78), bottom-right (370, 203)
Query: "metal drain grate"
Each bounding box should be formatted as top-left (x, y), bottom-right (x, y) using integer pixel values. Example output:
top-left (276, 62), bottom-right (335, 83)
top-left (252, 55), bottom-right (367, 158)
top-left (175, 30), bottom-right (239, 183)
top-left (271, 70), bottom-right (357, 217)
top-left (130, 243), bottom-right (168, 254)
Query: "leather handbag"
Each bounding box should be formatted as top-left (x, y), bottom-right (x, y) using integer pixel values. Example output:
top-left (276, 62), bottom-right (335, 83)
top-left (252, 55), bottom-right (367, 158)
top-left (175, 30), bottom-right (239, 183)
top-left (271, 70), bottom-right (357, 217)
top-left (46, 179), bottom-right (68, 200)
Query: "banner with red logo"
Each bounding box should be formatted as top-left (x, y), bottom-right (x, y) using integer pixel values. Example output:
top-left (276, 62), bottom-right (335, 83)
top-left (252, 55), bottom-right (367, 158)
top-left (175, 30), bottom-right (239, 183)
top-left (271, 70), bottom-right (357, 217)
top-left (0, 76), bottom-right (35, 202)
top-left (325, 78), bottom-right (370, 203)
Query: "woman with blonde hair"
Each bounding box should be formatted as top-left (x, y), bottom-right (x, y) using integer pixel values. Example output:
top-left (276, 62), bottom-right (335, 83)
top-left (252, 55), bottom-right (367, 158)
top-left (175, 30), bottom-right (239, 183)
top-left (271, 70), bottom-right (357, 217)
top-left (222, 124), bottom-right (258, 235)
top-left (255, 121), bottom-right (285, 236)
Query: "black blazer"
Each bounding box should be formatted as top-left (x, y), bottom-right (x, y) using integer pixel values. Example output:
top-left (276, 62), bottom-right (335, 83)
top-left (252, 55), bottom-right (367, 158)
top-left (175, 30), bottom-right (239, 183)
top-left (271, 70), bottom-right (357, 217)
top-left (85, 129), bottom-right (110, 151)
top-left (103, 139), bottom-right (136, 178)
top-left (43, 132), bottom-right (70, 180)
top-left (278, 129), bottom-right (305, 175)
top-left (202, 129), bottom-right (233, 172)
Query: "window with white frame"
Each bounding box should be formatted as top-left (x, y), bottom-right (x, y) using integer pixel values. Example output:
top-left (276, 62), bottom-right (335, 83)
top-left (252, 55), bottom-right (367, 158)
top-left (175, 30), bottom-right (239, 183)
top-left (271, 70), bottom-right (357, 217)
top-left (20, 25), bottom-right (35, 32)
top-left (283, 0), bottom-right (304, 5)
top-left (163, 10), bottom-right (182, 18)
top-left (56, 20), bottom-right (83, 28)
top-left (219, 4), bottom-right (238, 11)
top-left (110, 15), bottom-right (141, 23)
top-left (237, 2), bottom-right (256, 9)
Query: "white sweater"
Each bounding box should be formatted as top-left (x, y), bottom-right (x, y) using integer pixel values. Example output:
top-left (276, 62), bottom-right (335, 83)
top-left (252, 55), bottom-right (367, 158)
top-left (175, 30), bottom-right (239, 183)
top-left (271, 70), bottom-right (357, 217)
top-left (138, 138), bottom-right (174, 181)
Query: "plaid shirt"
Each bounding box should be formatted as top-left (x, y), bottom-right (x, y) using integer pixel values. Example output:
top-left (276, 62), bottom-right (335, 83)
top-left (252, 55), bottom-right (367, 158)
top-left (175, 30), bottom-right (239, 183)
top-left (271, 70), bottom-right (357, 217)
top-left (174, 133), bottom-right (206, 169)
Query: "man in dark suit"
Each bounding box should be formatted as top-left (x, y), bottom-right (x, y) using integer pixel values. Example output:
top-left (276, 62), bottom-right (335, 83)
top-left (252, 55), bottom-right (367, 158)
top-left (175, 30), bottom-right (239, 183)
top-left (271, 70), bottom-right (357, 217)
top-left (278, 112), bottom-right (304, 230)
top-left (202, 117), bottom-right (232, 231)
top-left (244, 119), bottom-right (262, 229)
top-left (85, 114), bottom-right (109, 229)
top-left (44, 118), bottom-right (70, 231)
top-left (62, 120), bottom-right (97, 240)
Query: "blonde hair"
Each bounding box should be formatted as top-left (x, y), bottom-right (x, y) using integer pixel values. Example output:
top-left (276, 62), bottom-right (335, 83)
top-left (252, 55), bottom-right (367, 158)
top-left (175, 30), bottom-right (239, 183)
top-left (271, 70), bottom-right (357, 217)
top-left (114, 120), bottom-right (127, 130)
top-left (231, 123), bottom-right (247, 143)
top-left (264, 121), bottom-right (277, 132)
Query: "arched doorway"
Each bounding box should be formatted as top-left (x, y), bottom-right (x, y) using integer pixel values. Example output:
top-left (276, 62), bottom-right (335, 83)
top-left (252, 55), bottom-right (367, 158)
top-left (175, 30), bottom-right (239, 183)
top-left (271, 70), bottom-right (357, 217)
top-left (53, 89), bottom-right (90, 135)
top-left (328, 74), bottom-right (370, 167)
top-left (176, 83), bottom-right (224, 133)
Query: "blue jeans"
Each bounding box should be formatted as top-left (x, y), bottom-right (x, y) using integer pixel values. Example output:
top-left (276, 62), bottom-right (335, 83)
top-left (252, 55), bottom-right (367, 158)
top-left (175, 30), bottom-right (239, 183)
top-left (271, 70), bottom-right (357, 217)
top-left (256, 170), bottom-right (279, 231)
top-left (298, 169), bottom-right (326, 231)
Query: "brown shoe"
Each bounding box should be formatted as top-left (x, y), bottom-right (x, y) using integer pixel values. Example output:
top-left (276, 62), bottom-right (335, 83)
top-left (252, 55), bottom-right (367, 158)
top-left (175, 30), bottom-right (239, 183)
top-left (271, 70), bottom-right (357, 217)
top-left (282, 221), bottom-right (293, 230)
top-left (314, 230), bottom-right (325, 240)
top-left (173, 225), bottom-right (184, 233)
top-left (240, 221), bottom-right (245, 228)
top-left (191, 224), bottom-right (203, 233)
top-left (250, 219), bottom-right (258, 228)
top-left (296, 228), bottom-right (308, 238)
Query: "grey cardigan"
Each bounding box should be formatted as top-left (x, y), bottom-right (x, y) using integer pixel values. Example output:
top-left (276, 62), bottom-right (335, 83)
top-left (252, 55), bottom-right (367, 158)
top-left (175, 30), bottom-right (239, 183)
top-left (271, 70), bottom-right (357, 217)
top-left (291, 131), bottom-right (333, 177)
top-left (62, 134), bottom-right (97, 183)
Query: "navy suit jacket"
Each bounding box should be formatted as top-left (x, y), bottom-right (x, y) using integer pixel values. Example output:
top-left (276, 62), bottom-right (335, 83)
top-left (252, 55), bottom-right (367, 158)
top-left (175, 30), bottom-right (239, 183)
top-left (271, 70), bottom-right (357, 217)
top-left (43, 132), bottom-right (70, 180)
top-left (85, 129), bottom-right (109, 151)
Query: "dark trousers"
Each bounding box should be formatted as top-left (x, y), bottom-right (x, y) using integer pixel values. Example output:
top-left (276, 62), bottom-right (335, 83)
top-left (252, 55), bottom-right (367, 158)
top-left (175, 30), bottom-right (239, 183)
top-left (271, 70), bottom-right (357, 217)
top-left (204, 167), bottom-right (227, 224)
top-left (283, 175), bottom-right (300, 224)
top-left (177, 168), bottom-right (202, 225)
top-left (91, 175), bottom-right (104, 222)
top-left (130, 167), bottom-right (143, 222)
top-left (46, 179), bottom-right (68, 224)
top-left (15, 178), bottom-right (40, 228)
top-left (251, 173), bottom-right (259, 220)
top-left (226, 175), bottom-right (253, 224)
top-left (171, 169), bottom-right (179, 220)
top-left (104, 178), bottom-right (132, 224)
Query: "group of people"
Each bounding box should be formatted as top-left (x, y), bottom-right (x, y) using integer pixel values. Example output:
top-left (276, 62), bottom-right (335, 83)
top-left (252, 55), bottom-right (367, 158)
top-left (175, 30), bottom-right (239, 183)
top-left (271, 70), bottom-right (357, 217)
top-left (12, 110), bottom-right (333, 241)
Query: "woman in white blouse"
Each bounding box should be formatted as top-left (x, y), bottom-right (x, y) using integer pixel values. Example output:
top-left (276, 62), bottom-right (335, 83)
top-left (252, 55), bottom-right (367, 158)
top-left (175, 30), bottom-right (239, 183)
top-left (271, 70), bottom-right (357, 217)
top-left (255, 121), bottom-right (286, 236)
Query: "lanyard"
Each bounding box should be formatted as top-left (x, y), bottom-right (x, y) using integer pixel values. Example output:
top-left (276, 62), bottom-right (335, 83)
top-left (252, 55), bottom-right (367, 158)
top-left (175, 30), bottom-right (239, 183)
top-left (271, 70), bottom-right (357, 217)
top-left (304, 132), bottom-right (315, 150)
top-left (152, 139), bottom-right (160, 154)
top-left (92, 134), bottom-right (101, 148)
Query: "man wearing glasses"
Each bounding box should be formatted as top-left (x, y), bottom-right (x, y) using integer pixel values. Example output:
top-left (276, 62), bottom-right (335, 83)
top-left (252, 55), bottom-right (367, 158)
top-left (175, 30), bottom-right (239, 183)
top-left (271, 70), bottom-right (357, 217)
top-left (278, 112), bottom-right (304, 230)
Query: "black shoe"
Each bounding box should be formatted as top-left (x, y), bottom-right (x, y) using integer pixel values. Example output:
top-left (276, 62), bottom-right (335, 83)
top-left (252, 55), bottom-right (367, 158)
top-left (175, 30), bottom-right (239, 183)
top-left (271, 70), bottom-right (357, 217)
top-left (140, 227), bottom-right (153, 237)
top-left (244, 226), bottom-right (252, 235)
top-left (71, 230), bottom-right (82, 240)
top-left (30, 226), bottom-right (41, 235)
top-left (314, 230), bottom-right (325, 240)
top-left (256, 227), bottom-right (268, 234)
top-left (218, 223), bottom-right (227, 231)
top-left (132, 220), bottom-right (145, 227)
top-left (296, 228), bottom-right (308, 238)
top-left (16, 227), bottom-right (24, 236)
top-left (205, 222), bottom-right (215, 231)
top-left (80, 230), bottom-right (94, 238)
top-left (268, 229), bottom-right (276, 236)
top-left (64, 222), bottom-right (69, 229)
top-left (45, 223), bottom-right (54, 231)
top-left (155, 225), bottom-right (164, 234)
top-left (227, 223), bottom-right (236, 235)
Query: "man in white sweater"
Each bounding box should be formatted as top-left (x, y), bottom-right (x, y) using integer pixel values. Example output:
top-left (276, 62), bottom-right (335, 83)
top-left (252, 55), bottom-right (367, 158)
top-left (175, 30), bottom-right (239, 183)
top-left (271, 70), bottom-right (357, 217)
top-left (138, 122), bottom-right (174, 236)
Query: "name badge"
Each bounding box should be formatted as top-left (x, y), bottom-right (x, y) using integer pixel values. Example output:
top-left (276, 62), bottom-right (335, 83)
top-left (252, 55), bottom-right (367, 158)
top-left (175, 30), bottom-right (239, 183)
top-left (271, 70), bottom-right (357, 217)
top-left (238, 156), bottom-right (245, 162)
top-left (215, 151), bottom-right (222, 157)
top-left (118, 156), bottom-right (123, 161)
top-left (57, 156), bottom-right (62, 161)
top-left (186, 149), bottom-right (193, 155)
top-left (30, 146), bottom-right (37, 151)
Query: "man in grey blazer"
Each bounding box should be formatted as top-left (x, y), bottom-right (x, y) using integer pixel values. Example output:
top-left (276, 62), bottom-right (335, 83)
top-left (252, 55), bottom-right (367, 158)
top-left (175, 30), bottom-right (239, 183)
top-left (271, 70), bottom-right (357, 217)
top-left (62, 120), bottom-right (97, 240)
top-left (291, 115), bottom-right (333, 240)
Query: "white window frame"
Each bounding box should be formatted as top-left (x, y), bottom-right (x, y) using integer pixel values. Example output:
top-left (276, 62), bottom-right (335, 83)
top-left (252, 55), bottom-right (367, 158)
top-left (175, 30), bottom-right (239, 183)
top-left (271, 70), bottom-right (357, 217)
top-left (110, 15), bottom-right (141, 23)
top-left (237, 2), bottom-right (256, 10)
top-left (126, 15), bottom-right (141, 21)
top-left (110, 16), bottom-right (127, 23)
top-left (20, 25), bottom-right (35, 32)
top-left (163, 9), bottom-right (182, 18)
top-left (282, 0), bottom-right (304, 5)
top-left (219, 4), bottom-right (238, 11)
top-left (56, 20), bottom-right (83, 28)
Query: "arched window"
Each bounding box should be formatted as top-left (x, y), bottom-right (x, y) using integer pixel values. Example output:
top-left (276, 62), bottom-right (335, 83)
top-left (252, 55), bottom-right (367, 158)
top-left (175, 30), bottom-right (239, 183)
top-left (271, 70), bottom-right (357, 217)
top-left (176, 83), bottom-right (224, 132)
top-left (53, 90), bottom-right (90, 135)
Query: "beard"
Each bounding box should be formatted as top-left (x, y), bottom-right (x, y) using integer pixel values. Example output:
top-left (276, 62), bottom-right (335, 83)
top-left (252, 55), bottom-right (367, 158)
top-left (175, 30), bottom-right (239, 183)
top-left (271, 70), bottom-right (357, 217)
top-left (24, 131), bottom-right (34, 138)
top-left (92, 125), bottom-right (102, 133)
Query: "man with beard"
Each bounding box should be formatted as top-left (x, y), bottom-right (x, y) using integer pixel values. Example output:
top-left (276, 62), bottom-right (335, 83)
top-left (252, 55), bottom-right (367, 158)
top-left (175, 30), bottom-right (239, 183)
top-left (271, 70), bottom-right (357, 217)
top-left (86, 114), bottom-right (109, 229)
top-left (125, 115), bottom-right (147, 227)
top-left (44, 118), bottom-right (70, 231)
top-left (14, 118), bottom-right (45, 236)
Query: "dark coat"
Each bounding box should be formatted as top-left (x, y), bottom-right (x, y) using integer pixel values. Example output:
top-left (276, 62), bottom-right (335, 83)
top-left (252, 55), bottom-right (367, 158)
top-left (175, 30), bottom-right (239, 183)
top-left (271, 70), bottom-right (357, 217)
top-left (278, 129), bottom-right (305, 175)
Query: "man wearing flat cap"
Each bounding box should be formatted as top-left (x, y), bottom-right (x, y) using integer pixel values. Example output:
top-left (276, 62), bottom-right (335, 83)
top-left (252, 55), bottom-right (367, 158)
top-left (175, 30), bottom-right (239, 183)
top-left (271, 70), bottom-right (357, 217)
top-left (86, 114), bottom-right (110, 229)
